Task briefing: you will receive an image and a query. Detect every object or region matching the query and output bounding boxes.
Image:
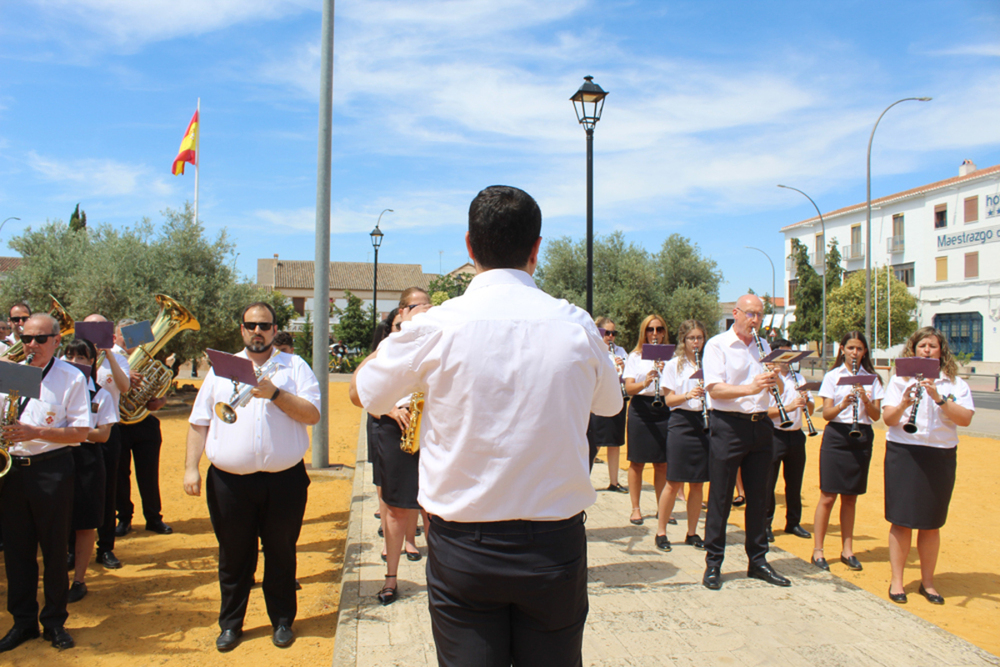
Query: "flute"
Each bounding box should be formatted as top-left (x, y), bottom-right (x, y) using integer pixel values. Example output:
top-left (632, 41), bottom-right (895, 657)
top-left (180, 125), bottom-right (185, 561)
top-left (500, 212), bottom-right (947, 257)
top-left (750, 328), bottom-right (793, 428)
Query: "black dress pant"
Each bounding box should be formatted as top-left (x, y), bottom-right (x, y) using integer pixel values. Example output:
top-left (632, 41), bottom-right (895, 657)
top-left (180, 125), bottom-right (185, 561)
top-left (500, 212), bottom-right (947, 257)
top-left (427, 513), bottom-right (588, 667)
top-left (117, 415), bottom-right (163, 525)
top-left (704, 411), bottom-right (774, 569)
top-left (1, 449), bottom-right (75, 631)
top-left (205, 462), bottom-right (309, 631)
top-left (766, 429), bottom-right (807, 531)
top-left (96, 423), bottom-right (122, 553)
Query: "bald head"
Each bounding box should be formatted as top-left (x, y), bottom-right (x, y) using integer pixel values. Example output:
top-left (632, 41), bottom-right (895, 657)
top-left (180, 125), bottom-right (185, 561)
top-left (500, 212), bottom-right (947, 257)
top-left (737, 294), bottom-right (763, 312)
top-left (84, 314), bottom-right (108, 323)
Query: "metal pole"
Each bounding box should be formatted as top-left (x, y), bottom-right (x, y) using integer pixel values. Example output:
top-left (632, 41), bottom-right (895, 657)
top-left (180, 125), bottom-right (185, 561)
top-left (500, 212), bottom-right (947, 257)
top-left (745, 246), bottom-right (775, 326)
top-left (373, 246), bottom-right (379, 327)
top-left (194, 97), bottom-right (200, 225)
top-left (887, 264), bottom-right (891, 349)
top-left (777, 185), bottom-right (827, 367)
top-left (311, 0), bottom-right (335, 470)
top-left (586, 128), bottom-right (594, 315)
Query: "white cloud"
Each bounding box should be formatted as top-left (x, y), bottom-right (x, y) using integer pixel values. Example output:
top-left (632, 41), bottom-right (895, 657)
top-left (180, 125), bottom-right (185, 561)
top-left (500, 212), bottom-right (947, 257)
top-left (254, 195), bottom-right (467, 236)
top-left (925, 43), bottom-right (1000, 57)
top-left (27, 151), bottom-right (174, 198)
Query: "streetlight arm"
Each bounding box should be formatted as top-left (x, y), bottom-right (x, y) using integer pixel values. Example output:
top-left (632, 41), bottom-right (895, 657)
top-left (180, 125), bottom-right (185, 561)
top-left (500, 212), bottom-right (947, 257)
top-left (745, 246), bottom-right (776, 324)
top-left (778, 185), bottom-right (827, 366)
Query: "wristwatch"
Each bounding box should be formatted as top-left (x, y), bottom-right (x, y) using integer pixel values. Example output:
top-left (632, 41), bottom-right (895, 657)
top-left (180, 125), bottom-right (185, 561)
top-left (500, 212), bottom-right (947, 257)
top-left (934, 395), bottom-right (948, 406)
top-left (270, 387), bottom-right (281, 401)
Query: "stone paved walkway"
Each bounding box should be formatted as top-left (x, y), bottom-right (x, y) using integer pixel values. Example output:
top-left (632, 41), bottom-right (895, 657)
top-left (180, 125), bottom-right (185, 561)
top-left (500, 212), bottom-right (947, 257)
top-left (332, 427), bottom-right (999, 666)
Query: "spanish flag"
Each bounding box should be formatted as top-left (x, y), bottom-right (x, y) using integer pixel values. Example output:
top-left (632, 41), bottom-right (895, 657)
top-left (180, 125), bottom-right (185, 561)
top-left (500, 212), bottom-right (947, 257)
top-left (171, 110), bottom-right (199, 176)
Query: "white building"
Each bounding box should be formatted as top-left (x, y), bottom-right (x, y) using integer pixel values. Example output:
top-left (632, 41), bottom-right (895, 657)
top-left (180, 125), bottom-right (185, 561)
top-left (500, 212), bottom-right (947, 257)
top-left (780, 161), bottom-right (1000, 368)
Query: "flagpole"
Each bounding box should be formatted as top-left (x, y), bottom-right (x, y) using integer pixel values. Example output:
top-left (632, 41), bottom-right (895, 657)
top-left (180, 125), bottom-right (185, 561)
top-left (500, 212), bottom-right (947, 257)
top-left (194, 97), bottom-right (200, 223)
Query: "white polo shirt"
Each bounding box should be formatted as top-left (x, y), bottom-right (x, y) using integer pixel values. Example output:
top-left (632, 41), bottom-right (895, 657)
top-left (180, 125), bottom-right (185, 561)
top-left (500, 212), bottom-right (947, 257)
top-left (771, 369), bottom-right (810, 431)
top-left (703, 326), bottom-right (771, 413)
top-left (189, 350), bottom-right (322, 475)
top-left (819, 364), bottom-right (885, 425)
top-left (662, 356), bottom-right (711, 412)
top-left (356, 268), bottom-right (623, 522)
top-left (3, 358), bottom-right (91, 456)
top-left (885, 374), bottom-right (974, 449)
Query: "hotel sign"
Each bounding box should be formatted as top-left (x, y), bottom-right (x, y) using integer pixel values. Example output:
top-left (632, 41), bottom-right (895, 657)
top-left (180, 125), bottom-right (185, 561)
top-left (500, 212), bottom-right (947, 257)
top-left (937, 223), bottom-right (1000, 250)
top-left (988, 193), bottom-right (1000, 220)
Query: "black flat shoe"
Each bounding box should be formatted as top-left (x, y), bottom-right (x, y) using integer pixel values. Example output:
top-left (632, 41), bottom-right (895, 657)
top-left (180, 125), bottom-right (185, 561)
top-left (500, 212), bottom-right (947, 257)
top-left (667, 517), bottom-right (678, 525)
top-left (766, 527), bottom-right (775, 543)
top-left (0, 626), bottom-right (40, 652)
top-left (42, 626), bottom-right (74, 650)
top-left (889, 587), bottom-right (907, 604)
top-left (785, 525), bottom-right (812, 539)
top-left (654, 534), bottom-right (671, 552)
top-left (811, 555), bottom-right (830, 571)
top-left (378, 526), bottom-right (384, 537)
top-left (114, 520), bottom-right (132, 537)
top-left (840, 554), bottom-right (863, 571)
top-left (606, 483), bottom-right (628, 493)
top-left (732, 495), bottom-right (745, 507)
top-left (747, 563), bottom-right (791, 587)
top-left (272, 625), bottom-right (294, 648)
top-left (216, 628), bottom-right (242, 652)
top-left (629, 512), bottom-right (643, 526)
top-left (703, 566), bottom-right (722, 590)
top-left (919, 585), bottom-right (944, 605)
top-left (145, 521), bottom-right (173, 535)
top-left (685, 534), bottom-right (706, 550)
top-left (97, 550), bottom-right (122, 569)
top-left (378, 575), bottom-right (398, 605)
top-left (415, 526), bottom-right (422, 537)
top-left (405, 549), bottom-right (422, 562)
top-left (67, 581), bottom-right (88, 603)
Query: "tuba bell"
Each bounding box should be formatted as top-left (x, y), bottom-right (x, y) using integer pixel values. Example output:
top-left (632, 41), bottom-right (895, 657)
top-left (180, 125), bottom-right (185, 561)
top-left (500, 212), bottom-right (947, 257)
top-left (3, 295), bottom-right (74, 362)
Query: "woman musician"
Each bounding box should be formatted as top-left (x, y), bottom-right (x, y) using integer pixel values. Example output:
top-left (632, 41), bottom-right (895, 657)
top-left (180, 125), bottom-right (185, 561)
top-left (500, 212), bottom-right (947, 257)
top-left (882, 327), bottom-right (974, 605)
top-left (653, 320), bottom-right (709, 552)
top-left (623, 314), bottom-right (670, 527)
top-left (586, 317), bottom-right (628, 493)
top-left (812, 331), bottom-right (883, 572)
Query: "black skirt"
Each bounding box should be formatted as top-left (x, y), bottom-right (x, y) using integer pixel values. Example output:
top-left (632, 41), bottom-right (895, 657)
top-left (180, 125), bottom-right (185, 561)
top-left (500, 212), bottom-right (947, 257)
top-left (366, 414), bottom-right (382, 487)
top-left (666, 409), bottom-right (709, 482)
top-left (626, 395), bottom-right (669, 464)
top-left (71, 442), bottom-right (106, 530)
top-left (819, 421), bottom-right (873, 496)
top-left (374, 415), bottom-right (420, 510)
top-left (588, 400), bottom-right (628, 449)
top-left (884, 441), bottom-right (956, 530)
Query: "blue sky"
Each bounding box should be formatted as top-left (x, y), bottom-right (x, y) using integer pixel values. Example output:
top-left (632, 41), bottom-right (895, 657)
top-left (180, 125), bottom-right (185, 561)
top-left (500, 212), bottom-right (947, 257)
top-left (2, 0), bottom-right (999, 301)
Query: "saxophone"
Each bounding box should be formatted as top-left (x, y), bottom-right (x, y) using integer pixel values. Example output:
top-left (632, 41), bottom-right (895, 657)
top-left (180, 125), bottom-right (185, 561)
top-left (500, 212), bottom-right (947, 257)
top-left (399, 391), bottom-right (424, 455)
top-left (0, 352), bottom-right (35, 477)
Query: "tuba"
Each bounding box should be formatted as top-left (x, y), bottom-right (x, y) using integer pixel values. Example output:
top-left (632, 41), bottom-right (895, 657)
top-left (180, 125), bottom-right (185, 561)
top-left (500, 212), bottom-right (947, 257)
top-left (4, 295), bottom-right (74, 362)
top-left (119, 295), bottom-right (200, 424)
top-left (400, 391), bottom-right (424, 455)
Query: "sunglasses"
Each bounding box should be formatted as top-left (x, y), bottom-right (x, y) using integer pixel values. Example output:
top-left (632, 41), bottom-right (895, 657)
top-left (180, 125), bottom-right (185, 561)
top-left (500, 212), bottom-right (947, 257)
top-left (243, 321), bottom-right (274, 332)
top-left (645, 326), bottom-right (666, 333)
top-left (402, 303), bottom-right (429, 312)
top-left (10, 316), bottom-right (28, 323)
top-left (20, 334), bottom-right (55, 344)
top-left (604, 330), bottom-right (617, 337)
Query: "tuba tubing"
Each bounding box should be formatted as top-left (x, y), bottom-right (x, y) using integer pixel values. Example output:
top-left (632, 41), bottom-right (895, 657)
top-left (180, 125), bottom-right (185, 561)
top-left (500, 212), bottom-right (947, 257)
top-left (4, 296), bottom-right (74, 363)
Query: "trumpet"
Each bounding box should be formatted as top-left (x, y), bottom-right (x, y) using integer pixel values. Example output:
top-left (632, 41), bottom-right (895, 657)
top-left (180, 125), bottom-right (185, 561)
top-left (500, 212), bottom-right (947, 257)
top-left (796, 380), bottom-right (818, 437)
top-left (214, 351), bottom-right (281, 424)
top-left (902, 374), bottom-right (924, 434)
top-left (849, 358), bottom-right (862, 439)
top-left (750, 328), bottom-right (793, 428)
top-left (695, 349), bottom-right (709, 433)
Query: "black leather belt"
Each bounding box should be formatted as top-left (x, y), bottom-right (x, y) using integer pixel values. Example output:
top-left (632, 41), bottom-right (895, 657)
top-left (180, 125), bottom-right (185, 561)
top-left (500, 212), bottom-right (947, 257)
top-left (712, 410), bottom-right (768, 422)
top-left (12, 447), bottom-right (72, 467)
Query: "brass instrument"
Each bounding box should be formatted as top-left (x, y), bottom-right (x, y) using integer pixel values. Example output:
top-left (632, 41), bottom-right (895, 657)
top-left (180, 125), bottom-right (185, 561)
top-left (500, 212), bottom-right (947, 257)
top-left (4, 295), bottom-right (74, 362)
top-left (902, 373), bottom-right (924, 434)
top-left (119, 295), bottom-right (200, 424)
top-left (214, 350), bottom-right (281, 424)
top-left (695, 349), bottom-right (710, 433)
top-left (400, 391), bottom-right (424, 455)
top-left (0, 352), bottom-right (35, 477)
top-left (849, 358), bottom-right (863, 439)
top-left (651, 360), bottom-right (665, 408)
top-left (751, 328), bottom-right (793, 428)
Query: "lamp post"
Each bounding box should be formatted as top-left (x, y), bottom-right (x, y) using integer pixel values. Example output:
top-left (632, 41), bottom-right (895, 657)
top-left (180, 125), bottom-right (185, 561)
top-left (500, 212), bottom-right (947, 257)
top-left (778, 184), bottom-right (827, 368)
top-left (370, 209), bottom-right (391, 327)
top-left (0, 217), bottom-right (20, 238)
top-left (746, 246), bottom-right (776, 331)
top-left (865, 97), bottom-right (931, 343)
top-left (570, 76), bottom-right (608, 315)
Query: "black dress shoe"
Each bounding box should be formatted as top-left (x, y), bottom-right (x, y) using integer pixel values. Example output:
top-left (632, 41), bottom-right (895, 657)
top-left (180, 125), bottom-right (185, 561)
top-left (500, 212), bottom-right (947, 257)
top-left (272, 625), bottom-right (294, 648)
top-left (67, 581), bottom-right (88, 603)
top-left (811, 556), bottom-right (830, 571)
top-left (42, 626), bottom-right (74, 650)
top-left (97, 550), bottom-right (122, 569)
top-left (747, 563), bottom-right (791, 587)
top-left (840, 554), bottom-right (863, 571)
top-left (216, 628), bottom-right (242, 652)
top-left (703, 566), bottom-right (722, 590)
top-left (765, 527), bottom-right (775, 543)
top-left (654, 534), bottom-right (671, 552)
top-left (685, 534), bottom-right (706, 550)
top-left (919, 584), bottom-right (944, 605)
top-left (888, 587), bottom-right (908, 604)
top-left (785, 525), bottom-right (812, 539)
top-left (114, 520), bottom-right (132, 537)
top-left (0, 626), bottom-right (40, 652)
top-left (145, 521), bottom-right (173, 535)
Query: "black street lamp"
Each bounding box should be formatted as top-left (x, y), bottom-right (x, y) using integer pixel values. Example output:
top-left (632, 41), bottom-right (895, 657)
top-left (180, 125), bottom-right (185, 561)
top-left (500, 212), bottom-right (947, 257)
top-left (570, 75), bottom-right (608, 315)
top-left (371, 209), bottom-right (392, 326)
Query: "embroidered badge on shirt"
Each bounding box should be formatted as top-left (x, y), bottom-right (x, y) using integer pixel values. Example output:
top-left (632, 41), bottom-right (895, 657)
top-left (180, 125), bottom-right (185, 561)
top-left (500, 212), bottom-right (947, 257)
top-left (45, 411), bottom-right (56, 424)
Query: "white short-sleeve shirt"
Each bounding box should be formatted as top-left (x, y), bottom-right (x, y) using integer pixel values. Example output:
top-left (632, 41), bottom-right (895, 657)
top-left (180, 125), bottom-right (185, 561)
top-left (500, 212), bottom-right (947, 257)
top-left (189, 350), bottom-right (322, 474)
top-left (662, 356), bottom-right (710, 412)
top-left (95, 351), bottom-right (130, 419)
top-left (771, 369), bottom-right (810, 431)
top-left (2, 358), bottom-right (91, 455)
top-left (703, 326), bottom-right (771, 413)
top-left (884, 374), bottom-right (974, 448)
top-left (624, 352), bottom-right (661, 397)
top-left (818, 364), bottom-right (885, 425)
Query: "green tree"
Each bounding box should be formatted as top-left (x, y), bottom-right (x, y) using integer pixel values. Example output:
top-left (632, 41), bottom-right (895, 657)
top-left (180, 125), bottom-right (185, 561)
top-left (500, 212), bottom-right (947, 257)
top-left (787, 238), bottom-right (821, 345)
top-left (294, 313), bottom-right (314, 365)
top-left (826, 269), bottom-right (917, 348)
top-left (69, 204), bottom-right (87, 232)
top-left (333, 290), bottom-right (375, 352)
top-left (428, 272), bottom-right (473, 300)
top-left (654, 234), bottom-right (723, 338)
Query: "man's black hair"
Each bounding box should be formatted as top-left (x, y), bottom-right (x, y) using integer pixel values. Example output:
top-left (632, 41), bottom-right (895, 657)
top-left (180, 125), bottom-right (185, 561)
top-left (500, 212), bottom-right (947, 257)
top-left (241, 302), bottom-right (276, 323)
top-left (468, 185), bottom-right (541, 270)
top-left (8, 302), bottom-right (32, 318)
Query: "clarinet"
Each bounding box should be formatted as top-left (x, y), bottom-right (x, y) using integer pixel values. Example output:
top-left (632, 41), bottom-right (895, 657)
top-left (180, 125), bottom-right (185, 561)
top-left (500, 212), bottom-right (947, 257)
top-left (695, 350), bottom-right (709, 433)
top-left (902, 373), bottom-right (924, 434)
top-left (795, 374), bottom-right (818, 437)
top-left (750, 328), bottom-right (793, 428)
top-left (848, 358), bottom-right (863, 439)
top-left (651, 360), bottom-right (665, 408)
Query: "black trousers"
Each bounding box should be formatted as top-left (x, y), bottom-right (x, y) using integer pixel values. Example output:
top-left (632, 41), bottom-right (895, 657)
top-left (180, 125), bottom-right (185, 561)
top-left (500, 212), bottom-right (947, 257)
top-left (427, 513), bottom-right (588, 667)
top-left (205, 462), bottom-right (309, 631)
top-left (96, 424), bottom-right (122, 553)
top-left (766, 429), bottom-right (807, 530)
top-left (704, 411), bottom-right (774, 569)
top-left (117, 415), bottom-right (163, 525)
top-left (1, 449), bottom-right (75, 630)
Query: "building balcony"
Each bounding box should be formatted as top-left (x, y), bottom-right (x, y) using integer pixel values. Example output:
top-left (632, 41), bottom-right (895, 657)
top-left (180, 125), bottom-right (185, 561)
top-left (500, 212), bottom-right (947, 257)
top-left (810, 252), bottom-right (825, 271)
top-left (785, 256), bottom-right (797, 278)
top-left (887, 235), bottom-right (905, 254)
top-left (842, 242), bottom-right (865, 261)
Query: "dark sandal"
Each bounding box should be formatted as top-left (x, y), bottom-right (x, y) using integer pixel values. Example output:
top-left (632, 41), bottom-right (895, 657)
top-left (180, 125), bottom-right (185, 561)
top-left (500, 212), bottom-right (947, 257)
top-left (378, 575), bottom-right (398, 605)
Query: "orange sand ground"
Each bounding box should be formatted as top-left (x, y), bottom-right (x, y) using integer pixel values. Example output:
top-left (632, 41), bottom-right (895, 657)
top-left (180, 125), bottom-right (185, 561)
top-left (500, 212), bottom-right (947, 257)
top-left (0, 384), bottom-right (996, 664)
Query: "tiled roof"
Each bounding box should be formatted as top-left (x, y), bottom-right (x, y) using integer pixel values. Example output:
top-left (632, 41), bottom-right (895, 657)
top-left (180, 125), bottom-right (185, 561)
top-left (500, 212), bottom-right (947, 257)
top-left (257, 258), bottom-right (432, 292)
top-left (0, 257), bottom-right (23, 272)
top-left (780, 164), bottom-right (1000, 232)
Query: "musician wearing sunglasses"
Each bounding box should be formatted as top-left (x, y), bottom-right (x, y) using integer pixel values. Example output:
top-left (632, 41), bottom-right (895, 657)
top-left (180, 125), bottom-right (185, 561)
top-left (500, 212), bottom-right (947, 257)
top-left (5, 302), bottom-right (31, 346)
top-left (185, 302), bottom-right (321, 652)
top-left (0, 314), bottom-right (91, 653)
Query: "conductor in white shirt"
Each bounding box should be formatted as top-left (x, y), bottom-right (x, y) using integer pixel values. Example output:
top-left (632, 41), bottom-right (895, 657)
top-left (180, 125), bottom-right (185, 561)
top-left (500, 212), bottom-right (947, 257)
top-left (351, 185), bottom-right (623, 667)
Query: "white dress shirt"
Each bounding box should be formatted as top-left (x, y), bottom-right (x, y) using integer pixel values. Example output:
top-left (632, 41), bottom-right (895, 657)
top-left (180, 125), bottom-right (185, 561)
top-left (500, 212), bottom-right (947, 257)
top-left (189, 350), bottom-right (322, 475)
top-left (356, 268), bottom-right (623, 522)
top-left (90, 385), bottom-right (119, 431)
top-left (624, 352), bottom-right (662, 398)
top-left (818, 365), bottom-right (885, 425)
top-left (662, 356), bottom-right (711, 412)
top-left (703, 326), bottom-right (771, 413)
top-left (96, 351), bottom-right (130, 419)
top-left (2, 359), bottom-right (91, 456)
top-left (771, 370), bottom-right (809, 431)
top-left (885, 374), bottom-right (974, 449)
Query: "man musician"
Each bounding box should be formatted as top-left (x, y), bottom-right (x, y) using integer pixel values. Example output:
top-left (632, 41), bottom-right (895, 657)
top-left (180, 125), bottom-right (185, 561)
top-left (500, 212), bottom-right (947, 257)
top-left (0, 313), bottom-right (91, 653)
top-left (184, 302), bottom-right (321, 652)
